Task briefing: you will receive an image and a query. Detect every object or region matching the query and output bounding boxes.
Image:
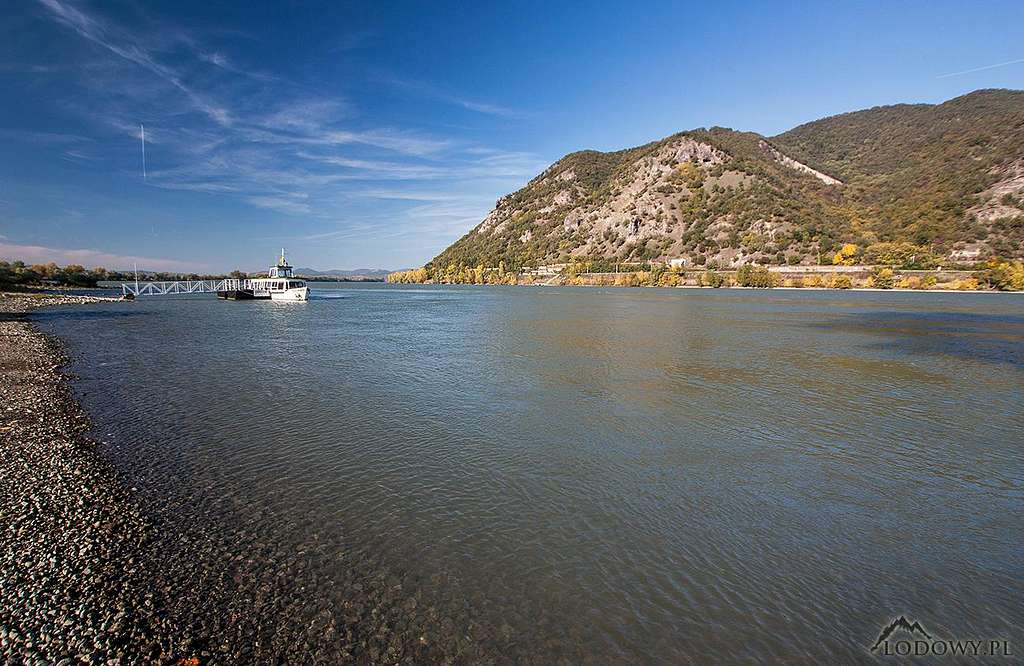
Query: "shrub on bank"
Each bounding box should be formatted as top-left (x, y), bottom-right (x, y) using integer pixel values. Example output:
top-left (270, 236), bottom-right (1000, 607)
top-left (735, 264), bottom-right (776, 288)
top-left (386, 268), bottom-right (430, 283)
top-left (937, 277), bottom-right (981, 290)
top-left (699, 270), bottom-right (726, 288)
top-left (896, 275), bottom-right (938, 290)
top-left (658, 272), bottom-right (682, 287)
top-left (832, 243), bottom-right (859, 266)
top-left (863, 242), bottom-right (940, 269)
top-left (829, 275), bottom-right (853, 289)
top-left (980, 259), bottom-right (1024, 291)
top-left (869, 267), bottom-right (895, 289)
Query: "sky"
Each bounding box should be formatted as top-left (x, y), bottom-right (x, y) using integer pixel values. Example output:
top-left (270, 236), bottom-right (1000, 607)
top-left (1, 0), bottom-right (1022, 272)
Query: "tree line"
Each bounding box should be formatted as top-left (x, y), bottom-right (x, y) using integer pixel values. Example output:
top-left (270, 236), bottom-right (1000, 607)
top-left (386, 256), bottom-right (1024, 291)
top-left (0, 260), bottom-right (238, 289)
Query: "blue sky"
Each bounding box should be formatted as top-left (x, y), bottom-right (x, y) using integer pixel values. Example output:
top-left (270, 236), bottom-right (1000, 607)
top-left (1, 0), bottom-right (1022, 272)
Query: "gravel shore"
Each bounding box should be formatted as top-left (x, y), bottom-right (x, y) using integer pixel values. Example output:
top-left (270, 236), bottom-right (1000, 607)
top-left (0, 293), bottom-right (187, 663)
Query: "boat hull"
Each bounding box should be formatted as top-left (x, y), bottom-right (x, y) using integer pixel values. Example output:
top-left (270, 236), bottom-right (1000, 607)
top-left (215, 287), bottom-right (306, 301)
top-left (216, 290), bottom-right (269, 300)
top-left (271, 287), bottom-right (309, 301)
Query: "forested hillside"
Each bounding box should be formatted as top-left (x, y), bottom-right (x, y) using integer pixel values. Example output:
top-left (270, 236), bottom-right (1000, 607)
top-left (773, 89), bottom-right (1024, 257)
top-left (429, 89), bottom-right (1024, 272)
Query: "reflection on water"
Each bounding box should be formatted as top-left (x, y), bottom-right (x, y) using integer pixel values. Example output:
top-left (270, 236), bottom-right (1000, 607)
top-left (39, 285), bottom-right (1024, 662)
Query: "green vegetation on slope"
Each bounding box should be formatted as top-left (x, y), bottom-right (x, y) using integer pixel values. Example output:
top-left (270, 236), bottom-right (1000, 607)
top-left (428, 89), bottom-right (1024, 275)
top-left (772, 89), bottom-right (1024, 254)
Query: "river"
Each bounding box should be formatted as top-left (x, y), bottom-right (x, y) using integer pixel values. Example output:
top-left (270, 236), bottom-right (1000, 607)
top-left (35, 284), bottom-right (1024, 662)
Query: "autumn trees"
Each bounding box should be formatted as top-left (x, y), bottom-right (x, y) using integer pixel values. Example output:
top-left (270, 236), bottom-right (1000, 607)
top-left (0, 261), bottom-right (106, 288)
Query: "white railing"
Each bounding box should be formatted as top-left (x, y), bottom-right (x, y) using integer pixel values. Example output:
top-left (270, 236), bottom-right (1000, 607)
top-left (121, 278), bottom-right (250, 297)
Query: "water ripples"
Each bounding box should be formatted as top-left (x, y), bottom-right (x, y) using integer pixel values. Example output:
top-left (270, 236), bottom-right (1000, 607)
top-left (39, 285), bottom-right (1024, 663)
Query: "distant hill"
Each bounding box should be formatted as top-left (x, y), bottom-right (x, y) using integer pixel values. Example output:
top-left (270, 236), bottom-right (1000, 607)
top-left (293, 267), bottom-right (392, 280)
top-left (429, 89), bottom-right (1024, 270)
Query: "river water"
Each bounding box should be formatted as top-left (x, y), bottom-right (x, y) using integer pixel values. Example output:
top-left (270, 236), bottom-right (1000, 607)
top-left (36, 285), bottom-right (1024, 662)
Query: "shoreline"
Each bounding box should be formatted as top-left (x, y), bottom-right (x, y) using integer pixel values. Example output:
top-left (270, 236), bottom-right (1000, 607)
top-left (398, 281), bottom-right (1022, 294)
top-left (674, 284), bottom-right (1022, 293)
top-left (0, 293), bottom-right (187, 663)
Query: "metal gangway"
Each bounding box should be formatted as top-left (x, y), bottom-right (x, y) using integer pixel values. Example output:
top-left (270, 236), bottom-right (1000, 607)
top-left (121, 278), bottom-right (250, 297)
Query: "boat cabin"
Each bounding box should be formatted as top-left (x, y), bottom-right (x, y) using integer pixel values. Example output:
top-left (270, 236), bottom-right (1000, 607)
top-left (269, 260), bottom-right (294, 279)
top-left (255, 250), bottom-right (306, 291)
top-left (250, 278), bottom-right (307, 291)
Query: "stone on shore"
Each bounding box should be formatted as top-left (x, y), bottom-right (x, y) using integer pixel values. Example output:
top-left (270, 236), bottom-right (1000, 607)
top-left (0, 293), bottom-right (184, 663)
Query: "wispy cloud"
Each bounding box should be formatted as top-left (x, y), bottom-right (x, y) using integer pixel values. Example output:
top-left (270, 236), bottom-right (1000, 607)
top-left (935, 57), bottom-right (1024, 79)
top-left (198, 50), bottom-right (274, 81)
top-left (297, 152), bottom-right (450, 180)
top-left (0, 63), bottom-right (66, 73)
top-left (380, 76), bottom-right (526, 119)
top-left (254, 99), bottom-right (350, 134)
top-left (300, 222), bottom-right (383, 242)
top-left (61, 149), bottom-right (101, 162)
top-left (402, 199), bottom-right (494, 234)
top-left (21, 0), bottom-right (548, 260)
top-left (246, 194), bottom-right (311, 215)
top-left (321, 129), bottom-right (451, 156)
top-left (0, 129), bottom-right (93, 144)
top-left (0, 241), bottom-right (198, 271)
top-left (355, 189), bottom-right (465, 202)
top-left (35, 0), bottom-right (231, 125)
top-left (239, 123), bottom-right (450, 157)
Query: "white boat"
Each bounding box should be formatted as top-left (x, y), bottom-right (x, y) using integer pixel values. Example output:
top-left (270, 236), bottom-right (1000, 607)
top-left (218, 249), bottom-right (309, 301)
top-left (251, 249), bottom-right (309, 301)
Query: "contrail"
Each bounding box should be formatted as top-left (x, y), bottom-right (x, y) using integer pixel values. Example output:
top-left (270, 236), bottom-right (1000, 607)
top-left (936, 57), bottom-right (1024, 79)
top-left (140, 122), bottom-right (146, 180)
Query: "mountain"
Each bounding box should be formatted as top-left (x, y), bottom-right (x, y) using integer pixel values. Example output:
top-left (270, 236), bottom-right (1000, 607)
top-left (293, 267), bottom-right (393, 280)
top-left (429, 89), bottom-right (1024, 271)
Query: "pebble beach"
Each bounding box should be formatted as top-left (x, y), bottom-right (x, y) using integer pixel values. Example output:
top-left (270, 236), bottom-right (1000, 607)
top-left (0, 293), bottom-right (186, 663)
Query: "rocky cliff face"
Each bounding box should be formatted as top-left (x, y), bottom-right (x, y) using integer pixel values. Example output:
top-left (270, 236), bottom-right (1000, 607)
top-left (477, 138), bottom-right (729, 255)
top-left (430, 90), bottom-right (1024, 270)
